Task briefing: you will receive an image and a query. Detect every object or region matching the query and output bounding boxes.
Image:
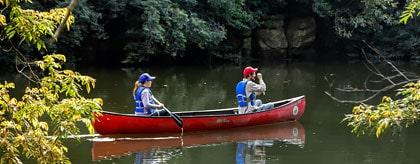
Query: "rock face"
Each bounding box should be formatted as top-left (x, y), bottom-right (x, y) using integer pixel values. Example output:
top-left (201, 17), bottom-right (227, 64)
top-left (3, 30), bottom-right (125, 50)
top-left (286, 17), bottom-right (316, 57)
top-left (252, 16), bottom-right (316, 59)
top-left (255, 28), bottom-right (288, 56)
top-left (255, 15), bottom-right (288, 57)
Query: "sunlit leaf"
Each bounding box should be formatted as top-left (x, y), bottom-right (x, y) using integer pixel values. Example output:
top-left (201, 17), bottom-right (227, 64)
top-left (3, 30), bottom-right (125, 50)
top-left (0, 14), bottom-right (6, 26)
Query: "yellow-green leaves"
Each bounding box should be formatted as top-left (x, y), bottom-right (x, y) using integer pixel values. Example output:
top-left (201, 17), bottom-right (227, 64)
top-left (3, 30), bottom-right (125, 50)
top-left (1, 0), bottom-right (85, 163)
top-left (0, 54), bottom-right (102, 163)
top-left (0, 81), bottom-right (15, 89)
top-left (0, 0), bottom-right (33, 7)
top-left (37, 54), bottom-right (66, 71)
top-left (343, 80), bottom-right (420, 138)
top-left (35, 54), bottom-right (96, 98)
top-left (0, 14), bottom-right (6, 26)
top-left (0, 0), bottom-right (7, 6)
top-left (4, 7), bottom-right (74, 50)
top-left (400, 0), bottom-right (420, 24)
top-left (399, 81), bottom-right (420, 100)
top-left (1, 0), bottom-right (75, 50)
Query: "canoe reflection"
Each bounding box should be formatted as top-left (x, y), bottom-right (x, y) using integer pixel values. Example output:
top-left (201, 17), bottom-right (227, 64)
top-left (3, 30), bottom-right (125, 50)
top-left (91, 121), bottom-right (305, 161)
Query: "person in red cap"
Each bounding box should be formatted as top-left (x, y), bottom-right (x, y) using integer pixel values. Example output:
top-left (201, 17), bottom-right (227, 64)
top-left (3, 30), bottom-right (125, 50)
top-left (235, 66), bottom-right (274, 114)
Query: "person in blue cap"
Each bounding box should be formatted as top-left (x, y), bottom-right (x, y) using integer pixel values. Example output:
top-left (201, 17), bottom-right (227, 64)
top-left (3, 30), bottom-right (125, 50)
top-left (133, 73), bottom-right (167, 116)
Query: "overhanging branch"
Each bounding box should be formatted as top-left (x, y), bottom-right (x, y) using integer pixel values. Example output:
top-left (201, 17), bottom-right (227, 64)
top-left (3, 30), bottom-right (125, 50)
top-left (51, 0), bottom-right (78, 42)
top-left (324, 41), bottom-right (419, 104)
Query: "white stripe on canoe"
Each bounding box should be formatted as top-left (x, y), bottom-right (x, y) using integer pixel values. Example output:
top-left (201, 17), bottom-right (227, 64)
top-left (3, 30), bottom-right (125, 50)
top-left (89, 136), bottom-right (181, 142)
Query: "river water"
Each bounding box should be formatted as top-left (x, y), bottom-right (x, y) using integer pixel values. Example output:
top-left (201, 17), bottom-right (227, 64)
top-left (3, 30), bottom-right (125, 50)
top-left (2, 61), bottom-right (419, 163)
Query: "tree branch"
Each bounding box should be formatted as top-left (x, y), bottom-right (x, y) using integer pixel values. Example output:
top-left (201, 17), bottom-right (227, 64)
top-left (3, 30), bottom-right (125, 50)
top-left (325, 79), bottom-right (419, 104)
top-left (51, 0), bottom-right (78, 42)
top-left (324, 42), bottom-right (419, 104)
top-left (362, 48), bottom-right (395, 85)
top-left (385, 61), bottom-right (410, 81)
top-left (10, 42), bottom-right (41, 83)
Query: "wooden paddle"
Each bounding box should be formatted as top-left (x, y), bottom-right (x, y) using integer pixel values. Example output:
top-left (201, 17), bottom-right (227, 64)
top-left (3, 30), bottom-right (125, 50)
top-left (162, 106), bottom-right (183, 128)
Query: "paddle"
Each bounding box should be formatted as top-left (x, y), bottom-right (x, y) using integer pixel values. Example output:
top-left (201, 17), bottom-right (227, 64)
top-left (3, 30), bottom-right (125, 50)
top-left (162, 106), bottom-right (183, 128)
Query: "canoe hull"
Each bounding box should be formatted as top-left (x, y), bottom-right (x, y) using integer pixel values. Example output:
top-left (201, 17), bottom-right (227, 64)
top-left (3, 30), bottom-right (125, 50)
top-left (93, 96), bottom-right (305, 135)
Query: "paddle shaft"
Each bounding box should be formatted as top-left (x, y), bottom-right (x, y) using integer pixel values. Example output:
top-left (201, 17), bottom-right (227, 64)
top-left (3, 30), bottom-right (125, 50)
top-left (163, 106), bottom-right (183, 128)
top-left (151, 96), bottom-right (183, 128)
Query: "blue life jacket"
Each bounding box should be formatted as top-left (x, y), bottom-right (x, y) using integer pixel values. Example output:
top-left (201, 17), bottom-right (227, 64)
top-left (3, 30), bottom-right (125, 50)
top-left (135, 87), bottom-right (156, 115)
top-left (235, 79), bottom-right (256, 107)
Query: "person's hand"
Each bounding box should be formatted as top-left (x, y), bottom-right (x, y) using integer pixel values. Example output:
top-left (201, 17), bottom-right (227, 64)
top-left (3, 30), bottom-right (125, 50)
top-left (158, 103), bottom-right (165, 108)
top-left (257, 73), bottom-right (263, 80)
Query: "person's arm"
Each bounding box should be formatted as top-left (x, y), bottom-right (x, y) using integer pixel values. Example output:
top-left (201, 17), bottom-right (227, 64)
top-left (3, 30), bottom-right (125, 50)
top-left (141, 90), bottom-right (162, 109)
top-left (247, 80), bottom-right (266, 94)
top-left (255, 73), bottom-right (266, 95)
top-left (152, 96), bottom-right (164, 107)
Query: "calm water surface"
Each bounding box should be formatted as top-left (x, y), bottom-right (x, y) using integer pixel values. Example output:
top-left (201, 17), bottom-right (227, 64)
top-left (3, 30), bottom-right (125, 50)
top-left (2, 61), bottom-right (419, 163)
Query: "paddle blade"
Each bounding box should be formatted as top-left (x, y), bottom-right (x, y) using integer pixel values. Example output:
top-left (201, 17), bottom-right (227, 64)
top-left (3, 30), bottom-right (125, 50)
top-left (164, 107), bottom-right (183, 128)
top-left (171, 113), bottom-right (183, 128)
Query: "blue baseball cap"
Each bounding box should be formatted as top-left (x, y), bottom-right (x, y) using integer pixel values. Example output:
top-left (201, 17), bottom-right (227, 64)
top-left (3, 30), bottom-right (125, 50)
top-left (138, 73), bottom-right (156, 84)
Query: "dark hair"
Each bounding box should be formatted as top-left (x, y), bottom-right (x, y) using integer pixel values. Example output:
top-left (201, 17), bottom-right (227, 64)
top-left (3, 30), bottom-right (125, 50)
top-left (246, 72), bottom-right (256, 78)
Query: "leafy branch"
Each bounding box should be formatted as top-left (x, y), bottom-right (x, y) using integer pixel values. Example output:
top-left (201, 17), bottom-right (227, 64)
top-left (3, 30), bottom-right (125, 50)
top-left (0, 54), bottom-right (102, 163)
top-left (343, 81), bottom-right (420, 138)
top-left (4, 7), bottom-right (74, 50)
top-left (400, 0), bottom-right (420, 24)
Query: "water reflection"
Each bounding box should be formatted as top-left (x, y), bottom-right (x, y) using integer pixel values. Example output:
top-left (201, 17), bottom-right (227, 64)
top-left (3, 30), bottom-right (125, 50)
top-left (133, 149), bottom-right (181, 164)
top-left (91, 121), bottom-right (305, 162)
top-left (236, 141), bottom-right (272, 164)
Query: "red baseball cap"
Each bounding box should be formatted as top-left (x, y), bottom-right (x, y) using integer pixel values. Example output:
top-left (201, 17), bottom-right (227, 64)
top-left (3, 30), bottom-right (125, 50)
top-left (243, 66), bottom-right (258, 77)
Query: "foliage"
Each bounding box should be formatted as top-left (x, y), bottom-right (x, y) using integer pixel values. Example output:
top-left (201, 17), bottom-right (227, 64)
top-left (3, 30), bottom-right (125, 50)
top-left (370, 24), bottom-right (420, 60)
top-left (0, 0), bottom-right (258, 64)
top-left (0, 0), bottom-right (106, 63)
top-left (1, 0), bottom-right (74, 50)
top-left (400, 0), bottom-right (420, 24)
top-left (205, 0), bottom-right (256, 30)
top-left (312, 0), bottom-right (399, 38)
top-left (0, 14), bottom-right (6, 25)
top-left (54, 0), bottom-right (107, 54)
top-left (71, 0), bottom-right (259, 64)
top-left (312, 0), bottom-right (420, 60)
top-left (1, 0), bottom-right (103, 163)
top-left (2, 0), bottom-right (419, 65)
top-left (0, 54), bottom-right (102, 163)
top-left (119, 0), bottom-right (260, 63)
top-left (139, 0), bottom-right (226, 54)
top-left (57, 0), bottom-right (419, 63)
top-left (343, 81), bottom-right (420, 138)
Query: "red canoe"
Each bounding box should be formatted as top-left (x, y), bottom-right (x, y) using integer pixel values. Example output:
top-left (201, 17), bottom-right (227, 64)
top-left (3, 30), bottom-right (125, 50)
top-left (91, 121), bottom-right (305, 161)
top-left (93, 96), bottom-right (305, 135)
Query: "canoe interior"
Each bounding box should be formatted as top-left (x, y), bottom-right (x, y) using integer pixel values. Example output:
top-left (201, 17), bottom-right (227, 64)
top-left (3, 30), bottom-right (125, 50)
top-left (169, 98), bottom-right (293, 117)
top-left (98, 96), bottom-right (301, 117)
